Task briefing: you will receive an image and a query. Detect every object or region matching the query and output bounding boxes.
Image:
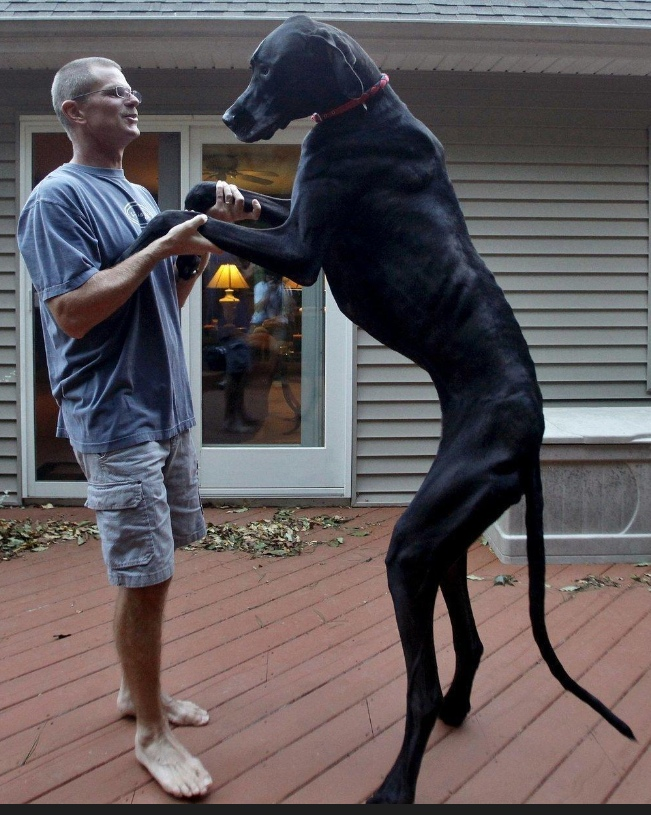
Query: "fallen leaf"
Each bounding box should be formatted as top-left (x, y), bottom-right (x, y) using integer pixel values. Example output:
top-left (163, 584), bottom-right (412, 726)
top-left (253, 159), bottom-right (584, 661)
top-left (494, 574), bottom-right (517, 586)
top-left (575, 575), bottom-right (620, 590)
top-left (632, 573), bottom-right (651, 586)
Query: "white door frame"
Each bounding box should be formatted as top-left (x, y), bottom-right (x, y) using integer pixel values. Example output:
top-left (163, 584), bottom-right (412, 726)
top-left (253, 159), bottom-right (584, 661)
top-left (187, 121), bottom-right (353, 498)
top-left (18, 116), bottom-right (353, 501)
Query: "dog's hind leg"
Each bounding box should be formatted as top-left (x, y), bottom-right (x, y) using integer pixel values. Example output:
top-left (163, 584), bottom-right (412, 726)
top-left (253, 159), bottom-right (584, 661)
top-left (367, 447), bottom-right (523, 805)
top-left (438, 549), bottom-right (484, 728)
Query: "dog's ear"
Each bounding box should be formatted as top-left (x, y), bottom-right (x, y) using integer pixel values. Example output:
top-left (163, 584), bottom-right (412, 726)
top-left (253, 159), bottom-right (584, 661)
top-left (308, 26), bottom-right (364, 99)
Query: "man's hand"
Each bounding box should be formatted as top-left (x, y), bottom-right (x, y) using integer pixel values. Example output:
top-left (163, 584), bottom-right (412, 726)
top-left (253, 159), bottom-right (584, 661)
top-left (159, 213), bottom-right (218, 258)
top-left (206, 181), bottom-right (262, 224)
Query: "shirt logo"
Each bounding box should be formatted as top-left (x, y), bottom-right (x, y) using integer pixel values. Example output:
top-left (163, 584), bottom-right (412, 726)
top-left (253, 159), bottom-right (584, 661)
top-left (125, 201), bottom-right (157, 228)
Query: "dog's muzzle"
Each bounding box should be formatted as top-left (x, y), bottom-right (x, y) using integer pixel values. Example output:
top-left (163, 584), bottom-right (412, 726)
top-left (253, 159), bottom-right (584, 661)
top-left (223, 103), bottom-right (287, 143)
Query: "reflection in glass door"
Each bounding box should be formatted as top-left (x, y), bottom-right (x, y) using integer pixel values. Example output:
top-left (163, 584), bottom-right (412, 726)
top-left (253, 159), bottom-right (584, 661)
top-left (200, 141), bottom-right (326, 449)
top-left (202, 260), bottom-right (325, 446)
top-left (190, 126), bottom-right (351, 499)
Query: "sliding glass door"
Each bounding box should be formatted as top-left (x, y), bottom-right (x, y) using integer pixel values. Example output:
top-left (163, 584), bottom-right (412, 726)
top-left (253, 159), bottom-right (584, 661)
top-left (186, 123), bottom-right (352, 498)
top-left (19, 118), bottom-right (352, 501)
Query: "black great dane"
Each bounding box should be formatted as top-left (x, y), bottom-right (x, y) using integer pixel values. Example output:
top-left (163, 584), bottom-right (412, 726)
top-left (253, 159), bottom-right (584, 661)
top-left (122, 13), bottom-right (635, 805)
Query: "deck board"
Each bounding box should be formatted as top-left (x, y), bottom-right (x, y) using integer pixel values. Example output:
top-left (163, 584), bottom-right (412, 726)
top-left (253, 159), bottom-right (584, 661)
top-left (0, 504), bottom-right (648, 804)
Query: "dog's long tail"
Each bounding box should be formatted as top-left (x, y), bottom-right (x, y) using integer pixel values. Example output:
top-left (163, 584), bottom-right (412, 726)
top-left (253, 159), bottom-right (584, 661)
top-left (524, 460), bottom-right (636, 741)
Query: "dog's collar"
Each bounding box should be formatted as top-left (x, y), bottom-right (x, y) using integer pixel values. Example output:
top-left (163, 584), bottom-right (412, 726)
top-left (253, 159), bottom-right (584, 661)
top-left (311, 73), bottom-right (390, 124)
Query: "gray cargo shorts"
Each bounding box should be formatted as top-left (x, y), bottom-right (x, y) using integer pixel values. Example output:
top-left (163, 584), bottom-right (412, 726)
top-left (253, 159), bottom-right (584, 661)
top-left (74, 430), bottom-right (206, 588)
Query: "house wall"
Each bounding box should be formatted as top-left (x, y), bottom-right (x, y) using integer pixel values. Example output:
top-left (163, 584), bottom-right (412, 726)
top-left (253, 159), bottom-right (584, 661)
top-left (355, 71), bottom-right (651, 504)
top-left (0, 69), bottom-right (650, 505)
top-left (0, 105), bottom-right (21, 503)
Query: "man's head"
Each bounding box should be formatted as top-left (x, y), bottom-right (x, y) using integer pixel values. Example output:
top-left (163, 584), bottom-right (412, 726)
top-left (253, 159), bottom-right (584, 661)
top-left (52, 57), bottom-right (141, 159)
top-left (264, 271), bottom-right (282, 286)
top-left (52, 57), bottom-right (121, 135)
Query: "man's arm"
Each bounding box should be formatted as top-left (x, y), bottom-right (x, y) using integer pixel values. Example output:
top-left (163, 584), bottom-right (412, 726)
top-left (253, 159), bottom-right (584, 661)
top-left (48, 214), bottom-right (216, 339)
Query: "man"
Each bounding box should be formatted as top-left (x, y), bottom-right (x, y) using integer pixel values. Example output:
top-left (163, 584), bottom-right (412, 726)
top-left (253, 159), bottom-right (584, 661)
top-left (17, 57), bottom-right (261, 799)
top-left (250, 268), bottom-right (292, 339)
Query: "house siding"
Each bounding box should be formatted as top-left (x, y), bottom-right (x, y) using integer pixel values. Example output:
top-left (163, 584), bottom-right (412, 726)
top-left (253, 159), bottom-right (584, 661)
top-left (354, 71), bottom-right (651, 504)
top-left (0, 69), bottom-right (649, 505)
top-left (0, 111), bottom-right (18, 502)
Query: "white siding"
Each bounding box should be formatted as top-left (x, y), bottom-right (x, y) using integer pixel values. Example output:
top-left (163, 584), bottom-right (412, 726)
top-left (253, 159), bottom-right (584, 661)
top-left (354, 72), bottom-right (651, 504)
top-left (0, 114), bottom-right (17, 502)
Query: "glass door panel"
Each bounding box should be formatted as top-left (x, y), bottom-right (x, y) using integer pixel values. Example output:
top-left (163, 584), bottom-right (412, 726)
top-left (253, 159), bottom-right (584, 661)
top-left (199, 143), bottom-right (324, 448)
top-left (25, 130), bottom-right (179, 496)
top-left (189, 125), bottom-right (351, 498)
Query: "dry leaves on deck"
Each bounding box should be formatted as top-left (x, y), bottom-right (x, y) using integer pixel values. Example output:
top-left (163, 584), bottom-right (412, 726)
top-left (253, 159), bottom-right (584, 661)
top-left (184, 508), bottom-right (354, 558)
top-left (559, 574), bottom-right (623, 592)
top-left (493, 573), bottom-right (518, 586)
top-left (0, 509), bottom-right (358, 562)
top-left (196, 508), bottom-right (355, 557)
top-left (0, 517), bottom-right (99, 560)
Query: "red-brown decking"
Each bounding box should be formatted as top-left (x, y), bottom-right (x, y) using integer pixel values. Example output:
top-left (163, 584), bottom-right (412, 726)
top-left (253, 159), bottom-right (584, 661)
top-left (0, 503), bottom-right (649, 804)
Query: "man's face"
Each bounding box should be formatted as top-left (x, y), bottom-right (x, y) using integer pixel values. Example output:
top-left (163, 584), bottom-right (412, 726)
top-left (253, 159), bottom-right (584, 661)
top-left (72, 67), bottom-right (141, 150)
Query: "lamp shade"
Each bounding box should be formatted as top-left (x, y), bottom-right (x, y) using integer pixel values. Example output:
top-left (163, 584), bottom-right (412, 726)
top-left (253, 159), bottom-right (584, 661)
top-left (207, 263), bottom-right (249, 302)
top-left (208, 263), bottom-right (248, 291)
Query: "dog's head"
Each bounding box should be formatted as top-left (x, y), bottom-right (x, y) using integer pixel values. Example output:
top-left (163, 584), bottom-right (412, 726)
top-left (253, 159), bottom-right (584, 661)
top-left (223, 14), bottom-right (380, 143)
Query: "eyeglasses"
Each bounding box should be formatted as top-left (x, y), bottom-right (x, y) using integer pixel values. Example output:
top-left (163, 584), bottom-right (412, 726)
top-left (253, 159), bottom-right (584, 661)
top-left (70, 86), bottom-right (142, 103)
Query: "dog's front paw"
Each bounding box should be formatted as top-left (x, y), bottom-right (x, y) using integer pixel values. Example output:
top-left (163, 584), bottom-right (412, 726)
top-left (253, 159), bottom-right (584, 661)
top-left (184, 182), bottom-right (217, 213)
top-left (176, 254), bottom-right (201, 280)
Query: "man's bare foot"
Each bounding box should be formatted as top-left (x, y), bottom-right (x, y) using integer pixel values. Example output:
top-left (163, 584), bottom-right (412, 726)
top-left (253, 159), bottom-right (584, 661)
top-left (161, 694), bottom-right (210, 727)
top-left (135, 726), bottom-right (213, 799)
top-left (118, 687), bottom-right (209, 727)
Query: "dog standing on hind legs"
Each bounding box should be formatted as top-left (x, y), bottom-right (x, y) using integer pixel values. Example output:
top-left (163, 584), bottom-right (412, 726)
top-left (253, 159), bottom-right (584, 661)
top-left (120, 13), bottom-right (636, 804)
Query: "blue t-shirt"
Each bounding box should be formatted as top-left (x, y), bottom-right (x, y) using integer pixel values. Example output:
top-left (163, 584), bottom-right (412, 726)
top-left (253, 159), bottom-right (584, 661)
top-left (18, 163), bottom-right (195, 453)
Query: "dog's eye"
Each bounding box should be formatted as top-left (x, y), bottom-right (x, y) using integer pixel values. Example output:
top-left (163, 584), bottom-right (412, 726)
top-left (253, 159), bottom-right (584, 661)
top-left (259, 65), bottom-right (271, 77)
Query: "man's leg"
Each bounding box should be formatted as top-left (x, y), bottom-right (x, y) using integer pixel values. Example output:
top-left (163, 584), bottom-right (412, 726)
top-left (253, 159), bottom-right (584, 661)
top-left (114, 579), bottom-right (212, 799)
top-left (75, 436), bottom-right (211, 798)
top-left (116, 585), bottom-right (209, 726)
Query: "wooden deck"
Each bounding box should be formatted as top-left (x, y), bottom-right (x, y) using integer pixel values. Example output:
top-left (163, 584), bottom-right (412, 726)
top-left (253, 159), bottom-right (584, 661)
top-left (0, 502), bottom-right (649, 804)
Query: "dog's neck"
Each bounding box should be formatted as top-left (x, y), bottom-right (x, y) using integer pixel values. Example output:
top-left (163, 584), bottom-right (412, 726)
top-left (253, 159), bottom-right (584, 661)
top-left (311, 74), bottom-right (389, 124)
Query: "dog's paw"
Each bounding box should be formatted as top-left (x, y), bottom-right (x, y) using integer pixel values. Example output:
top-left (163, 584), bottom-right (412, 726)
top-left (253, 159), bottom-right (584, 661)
top-left (366, 787), bottom-right (415, 805)
top-left (438, 691), bottom-right (471, 728)
top-left (184, 182), bottom-right (217, 213)
top-left (176, 254), bottom-right (201, 280)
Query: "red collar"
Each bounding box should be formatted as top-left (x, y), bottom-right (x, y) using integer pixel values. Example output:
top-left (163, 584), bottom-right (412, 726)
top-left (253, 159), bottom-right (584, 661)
top-left (311, 74), bottom-right (390, 124)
